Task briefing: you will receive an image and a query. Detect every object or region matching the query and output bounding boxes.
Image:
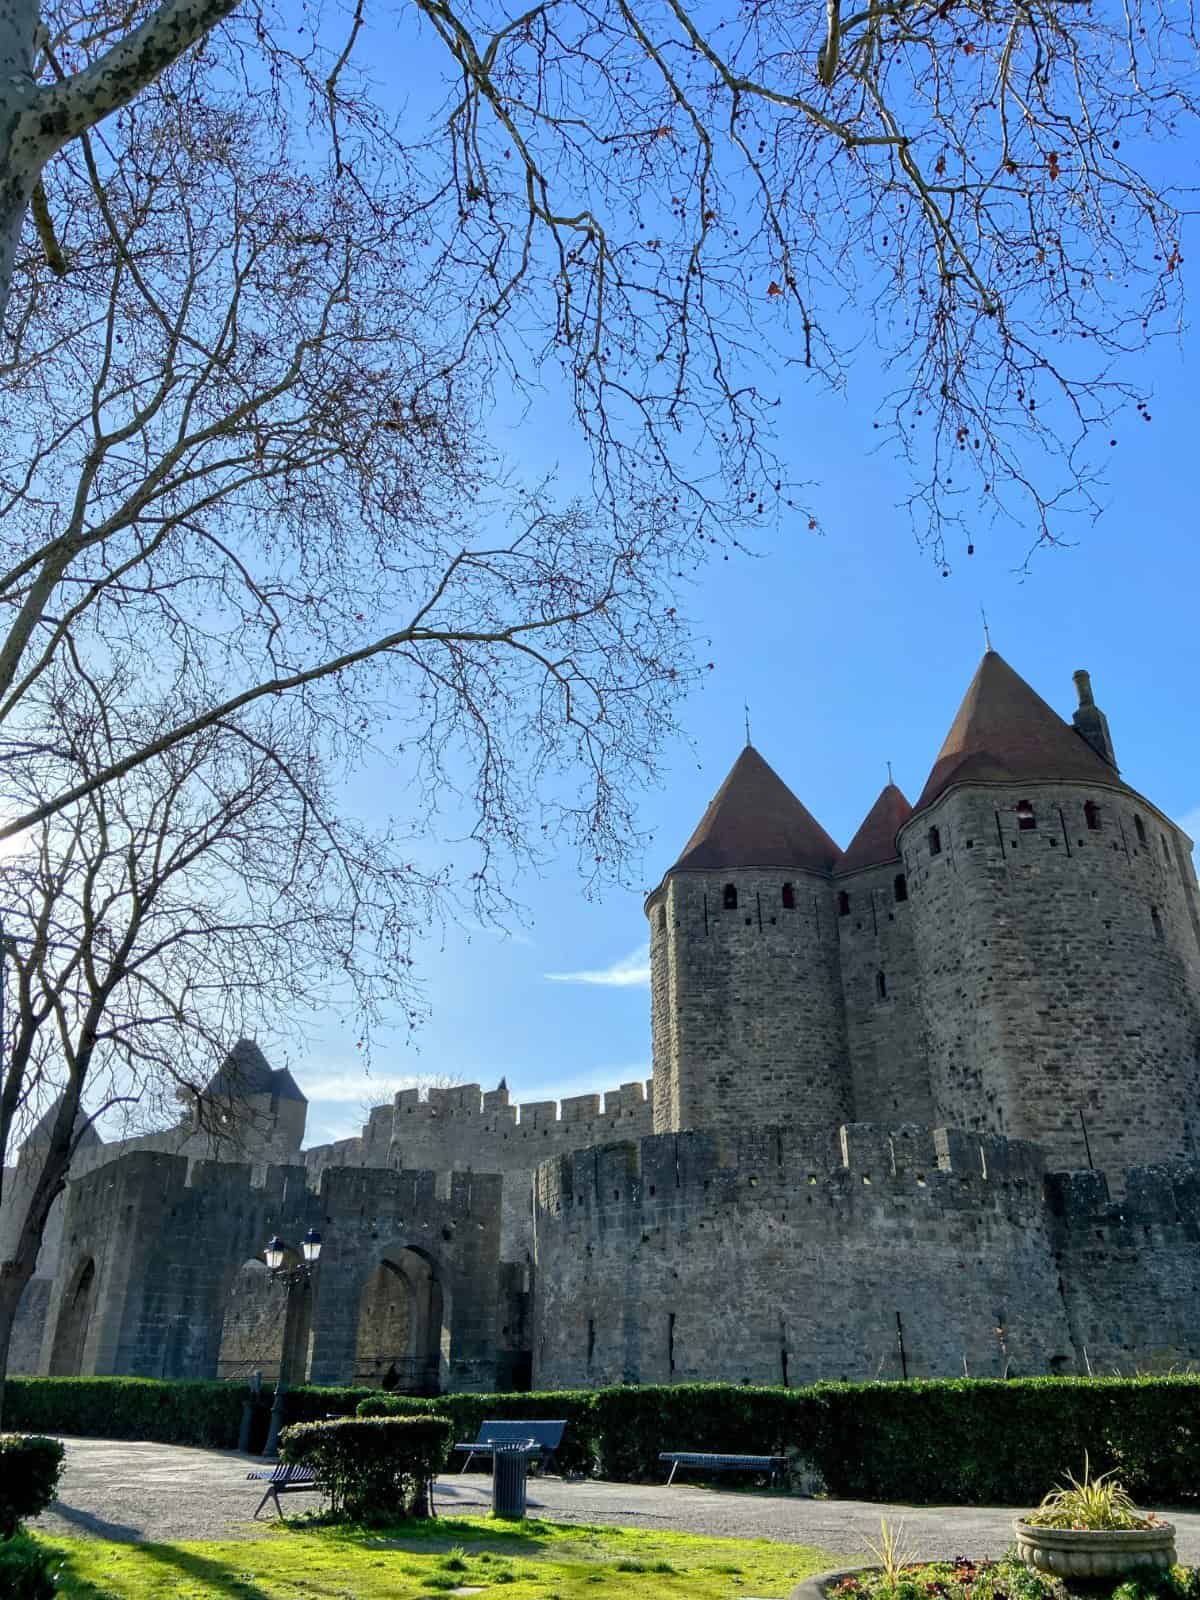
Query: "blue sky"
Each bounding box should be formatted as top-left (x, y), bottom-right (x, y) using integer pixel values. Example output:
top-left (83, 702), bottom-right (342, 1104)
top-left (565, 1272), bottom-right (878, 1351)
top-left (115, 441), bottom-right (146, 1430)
top-left (293, 315), bottom-right (1199, 1146)
top-left (254, 8), bottom-right (1200, 1147)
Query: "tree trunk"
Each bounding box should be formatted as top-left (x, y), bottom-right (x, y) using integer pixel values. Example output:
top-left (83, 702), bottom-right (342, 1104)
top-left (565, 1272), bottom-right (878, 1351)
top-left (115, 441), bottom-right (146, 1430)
top-left (0, 1256), bottom-right (36, 1431)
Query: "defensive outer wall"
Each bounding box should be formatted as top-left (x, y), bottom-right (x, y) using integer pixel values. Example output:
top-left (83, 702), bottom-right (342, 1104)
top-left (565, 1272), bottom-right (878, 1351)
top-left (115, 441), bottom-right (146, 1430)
top-left (532, 1125), bottom-right (1200, 1388)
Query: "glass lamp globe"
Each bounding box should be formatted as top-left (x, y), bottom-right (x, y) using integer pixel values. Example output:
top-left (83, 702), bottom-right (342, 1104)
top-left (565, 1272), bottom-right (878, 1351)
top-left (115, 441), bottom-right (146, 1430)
top-left (301, 1228), bottom-right (323, 1265)
top-left (264, 1235), bottom-right (286, 1272)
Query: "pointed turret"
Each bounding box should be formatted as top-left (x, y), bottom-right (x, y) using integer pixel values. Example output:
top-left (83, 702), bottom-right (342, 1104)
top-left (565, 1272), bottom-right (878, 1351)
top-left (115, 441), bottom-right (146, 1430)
top-left (914, 650), bottom-right (1127, 812)
top-left (836, 784), bottom-right (913, 875)
top-left (669, 745), bottom-right (840, 876)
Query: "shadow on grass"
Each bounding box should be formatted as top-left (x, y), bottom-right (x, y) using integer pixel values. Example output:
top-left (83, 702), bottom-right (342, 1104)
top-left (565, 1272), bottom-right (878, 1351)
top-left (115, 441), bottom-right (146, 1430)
top-left (124, 1542), bottom-right (278, 1599)
top-left (288, 1512), bottom-right (559, 1557)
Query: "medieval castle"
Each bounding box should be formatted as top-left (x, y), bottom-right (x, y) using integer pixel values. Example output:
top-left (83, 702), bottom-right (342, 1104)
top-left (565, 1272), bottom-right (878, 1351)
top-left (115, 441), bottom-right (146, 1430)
top-left (5, 649), bottom-right (1200, 1392)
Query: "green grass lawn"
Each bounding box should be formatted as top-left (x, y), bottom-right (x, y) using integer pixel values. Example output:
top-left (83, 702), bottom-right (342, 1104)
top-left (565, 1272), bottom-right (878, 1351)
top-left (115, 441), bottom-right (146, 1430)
top-left (37, 1515), bottom-right (837, 1600)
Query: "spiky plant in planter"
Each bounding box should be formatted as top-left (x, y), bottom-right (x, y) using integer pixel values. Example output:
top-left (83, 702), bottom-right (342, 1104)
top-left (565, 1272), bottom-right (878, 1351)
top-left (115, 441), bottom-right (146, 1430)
top-left (1015, 1460), bottom-right (1176, 1578)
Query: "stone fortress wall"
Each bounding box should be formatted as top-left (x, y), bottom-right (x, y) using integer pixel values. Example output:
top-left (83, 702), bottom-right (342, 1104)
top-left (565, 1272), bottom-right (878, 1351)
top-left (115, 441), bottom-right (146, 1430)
top-left (531, 1122), bottom-right (1200, 1389)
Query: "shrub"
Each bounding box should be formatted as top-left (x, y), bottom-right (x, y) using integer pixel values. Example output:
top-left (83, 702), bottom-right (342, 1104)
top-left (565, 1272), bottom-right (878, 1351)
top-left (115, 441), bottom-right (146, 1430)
top-left (356, 1389), bottom-right (597, 1476)
top-left (280, 1415), bottom-right (453, 1520)
top-left (0, 1532), bottom-right (61, 1598)
top-left (0, 1436), bottom-right (66, 1540)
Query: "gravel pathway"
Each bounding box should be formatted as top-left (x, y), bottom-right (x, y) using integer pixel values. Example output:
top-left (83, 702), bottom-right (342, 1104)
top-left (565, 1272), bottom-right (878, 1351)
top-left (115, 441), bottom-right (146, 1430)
top-left (30, 1436), bottom-right (1200, 1564)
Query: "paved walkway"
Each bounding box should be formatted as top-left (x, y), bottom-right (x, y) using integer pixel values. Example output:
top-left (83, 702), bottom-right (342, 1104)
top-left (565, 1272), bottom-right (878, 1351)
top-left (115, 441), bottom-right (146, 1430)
top-left (30, 1436), bottom-right (1200, 1563)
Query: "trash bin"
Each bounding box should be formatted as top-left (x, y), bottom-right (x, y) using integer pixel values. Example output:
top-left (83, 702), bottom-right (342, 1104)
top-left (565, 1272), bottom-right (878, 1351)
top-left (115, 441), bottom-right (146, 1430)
top-left (492, 1440), bottom-right (535, 1519)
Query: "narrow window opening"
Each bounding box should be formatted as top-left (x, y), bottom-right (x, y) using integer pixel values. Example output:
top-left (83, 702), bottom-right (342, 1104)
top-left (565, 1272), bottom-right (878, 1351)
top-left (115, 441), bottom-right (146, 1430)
top-left (876, 970), bottom-right (888, 1001)
top-left (722, 883), bottom-right (738, 910)
top-left (1085, 801), bottom-right (1101, 831)
top-left (781, 881), bottom-right (795, 909)
top-left (893, 873), bottom-right (908, 903)
top-left (1151, 906), bottom-right (1164, 941)
top-left (657, 906), bottom-right (666, 931)
top-left (781, 1347), bottom-right (790, 1388)
top-left (1135, 814), bottom-right (1147, 846)
top-left (928, 826), bottom-right (942, 857)
top-left (1162, 834), bottom-right (1171, 862)
top-left (668, 1312), bottom-right (676, 1374)
top-left (837, 890), bottom-right (850, 917)
top-left (587, 1318), bottom-right (596, 1368)
top-left (1016, 799), bottom-right (1037, 831)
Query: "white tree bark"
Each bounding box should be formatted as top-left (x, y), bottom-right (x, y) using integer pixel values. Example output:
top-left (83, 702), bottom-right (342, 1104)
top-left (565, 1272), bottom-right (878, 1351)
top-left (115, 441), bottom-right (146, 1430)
top-left (0, 0), bottom-right (242, 317)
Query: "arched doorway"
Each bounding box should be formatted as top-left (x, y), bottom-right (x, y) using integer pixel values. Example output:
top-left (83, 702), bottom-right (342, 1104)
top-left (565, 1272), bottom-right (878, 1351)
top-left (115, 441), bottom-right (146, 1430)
top-left (354, 1248), bottom-right (446, 1393)
top-left (50, 1258), bottom-right (96, 1375)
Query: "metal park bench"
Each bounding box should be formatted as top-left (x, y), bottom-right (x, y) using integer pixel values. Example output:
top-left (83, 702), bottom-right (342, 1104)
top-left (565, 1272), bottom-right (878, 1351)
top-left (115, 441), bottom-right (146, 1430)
top-left (454, 1419), bottom-right (567, 1475)
top-left (246, 1462), bottom-right (323, 1518)
top-left (659, 1451), bottom-right (788, 1487)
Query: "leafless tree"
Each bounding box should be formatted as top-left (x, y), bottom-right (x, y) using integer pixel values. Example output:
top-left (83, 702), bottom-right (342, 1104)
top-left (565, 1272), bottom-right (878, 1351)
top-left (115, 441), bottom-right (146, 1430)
top-left (0, 664), bottom-right (441, 1414)
top-left (3, 0), bottom-right (1196, 590)
top-left (0, 67), bottom-right (695, 887)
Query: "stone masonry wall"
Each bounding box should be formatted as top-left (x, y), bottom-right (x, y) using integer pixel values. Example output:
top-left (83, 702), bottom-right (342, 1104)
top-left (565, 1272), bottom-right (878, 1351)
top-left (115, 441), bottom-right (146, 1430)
top-left (835, 860), bottom-right (933, 1124)
top-left (42, 1152), bottom-right (505, 1390)
top-left (532, 1123), bottom-right (1071, 1389)
top-left (303, 1080), bottom-right (654, 1262)
top-left (901, 781), bottom-right (1200, 1174)
top-left (646, 869), bottom-right (852, 1136)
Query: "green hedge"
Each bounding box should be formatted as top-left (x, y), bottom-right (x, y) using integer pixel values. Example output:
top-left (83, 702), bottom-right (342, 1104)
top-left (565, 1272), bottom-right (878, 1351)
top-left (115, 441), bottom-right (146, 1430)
top-left (281, 1416), bottom-right (453, 1520)
top-left (363, 1376), bottom-right (1200, 1504)
top-left (11, 1374), bottom-right (1200, 1506)
top-left (2, 1378), bottom-right (369, 1451)
top-left (0, 1532), bottom-right (60, 1599)
top-left (0, 1435), bottom-right (66, 1539)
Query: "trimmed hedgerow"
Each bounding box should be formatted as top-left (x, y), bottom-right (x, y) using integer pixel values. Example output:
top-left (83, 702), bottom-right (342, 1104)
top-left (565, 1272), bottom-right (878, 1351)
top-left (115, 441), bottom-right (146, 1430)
top-left (0, 1435), bottom-right (65, 1539)
top-left (2, 1378), bottom-right (369, 1451)
top-left (280, 1415), bottom-right (453, 1520)
top-left (12, 1374), bottom-right (1200, 1506)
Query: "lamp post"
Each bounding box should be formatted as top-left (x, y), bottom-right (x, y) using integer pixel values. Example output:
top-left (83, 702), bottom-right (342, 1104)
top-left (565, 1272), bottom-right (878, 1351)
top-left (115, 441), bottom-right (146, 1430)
top-left (262, 1227), bottom-right (322, 1459)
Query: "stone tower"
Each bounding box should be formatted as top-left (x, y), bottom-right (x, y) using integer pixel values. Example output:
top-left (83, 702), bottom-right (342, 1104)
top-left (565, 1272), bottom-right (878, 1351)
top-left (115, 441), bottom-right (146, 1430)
top-left (899, 651), bottom-right (1200, 1172)
top-left (645, 744), bottom-right (851, 1135)
top-left (834, 783), bottom-right (933, 1125)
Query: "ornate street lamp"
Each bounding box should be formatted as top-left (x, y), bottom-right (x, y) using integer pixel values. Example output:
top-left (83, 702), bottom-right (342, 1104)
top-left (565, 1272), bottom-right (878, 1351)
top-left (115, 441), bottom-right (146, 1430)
top-left (261, 1228), bottom-right (324, 1459)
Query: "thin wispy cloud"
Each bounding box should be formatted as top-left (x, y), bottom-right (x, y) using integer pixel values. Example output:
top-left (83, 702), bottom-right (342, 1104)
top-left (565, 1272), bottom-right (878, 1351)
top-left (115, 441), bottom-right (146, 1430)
top-left (300, 1069), bottom-right (436, 1104)
top-left (544, 945), bottom-right (651, 989)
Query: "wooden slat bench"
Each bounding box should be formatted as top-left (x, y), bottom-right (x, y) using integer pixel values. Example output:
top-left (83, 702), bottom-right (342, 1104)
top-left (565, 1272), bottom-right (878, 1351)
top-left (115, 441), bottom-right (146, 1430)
top-left (659, 1451), bottom-right (788, 1487)
top-left (246, 1462), bottom-right (322, 1519)
top-left (454, 1420), bottom-right (567, 1475)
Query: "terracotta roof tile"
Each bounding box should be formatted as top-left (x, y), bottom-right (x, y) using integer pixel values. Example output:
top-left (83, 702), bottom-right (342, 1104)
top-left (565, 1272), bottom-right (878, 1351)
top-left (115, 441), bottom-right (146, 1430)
top-left (669, 745), bottom-right (840, 875)
top-left (915, 650), bottom-right (1128, 812)
top-left (836, 784), bottom-right (913, 874)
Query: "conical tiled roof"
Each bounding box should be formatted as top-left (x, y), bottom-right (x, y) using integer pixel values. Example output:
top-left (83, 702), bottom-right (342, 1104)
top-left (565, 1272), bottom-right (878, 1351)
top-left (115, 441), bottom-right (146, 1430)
top-left (24, 1096), bottom-right (101, 1151)
top-left (205, 1040), bottom-right (306, 1103)
top-left (915, 651), bottom-right (1129, 812)
top-left (836, 784), bottom-right (913, 874)
top-left (669, 746), bottom-right (841, 875)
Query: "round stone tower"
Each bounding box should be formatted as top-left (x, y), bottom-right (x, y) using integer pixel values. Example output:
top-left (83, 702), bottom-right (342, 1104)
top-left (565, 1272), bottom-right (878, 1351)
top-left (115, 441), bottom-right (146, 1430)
top-left (645, 744), bottom-right (852, 1135)
top-left (900, 651), bottom-right (1200, 1173)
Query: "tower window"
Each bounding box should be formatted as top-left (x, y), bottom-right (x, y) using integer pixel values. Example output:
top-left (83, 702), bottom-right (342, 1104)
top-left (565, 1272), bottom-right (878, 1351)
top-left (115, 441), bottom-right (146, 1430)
top-left (722, 883), bottom-right (738, 910)
top-left (657, 906), bottom-right (666, 931)
top-left (894, 873), bottom-right (908, 903)
top-left (1162, 834), bottom-right (1171, 862)
top-left (782, 882), bottom-right (795, 909)
top-left (1135, 814), bottom-right (1147, 846)
top-left (1016, 800), bottom-right (1036, 831)
top-left (1151, 906), bottom-right (1164, 941)
top-left (1084, 801), bottom-right (1101, 831)
top-left (928, 826), bottom-right (942, 857)
top-left (837, 890), bottom-right (850, 917)
top-left (876, 970), bottom-right (888, 1000)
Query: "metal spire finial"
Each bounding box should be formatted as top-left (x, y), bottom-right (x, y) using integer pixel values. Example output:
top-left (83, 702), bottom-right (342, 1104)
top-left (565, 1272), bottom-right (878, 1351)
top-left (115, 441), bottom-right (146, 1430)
top-left (744, 701), bottom-right (752, 747)
top-left (981, 605), bottom-right (993, 653)
top-left (886, 759), bottom-right (894, 786)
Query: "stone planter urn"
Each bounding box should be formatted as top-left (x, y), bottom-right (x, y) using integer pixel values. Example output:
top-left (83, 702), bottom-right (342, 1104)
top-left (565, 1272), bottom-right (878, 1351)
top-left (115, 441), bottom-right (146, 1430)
top-left (1013, 1519), bottom-right (1177, 1579)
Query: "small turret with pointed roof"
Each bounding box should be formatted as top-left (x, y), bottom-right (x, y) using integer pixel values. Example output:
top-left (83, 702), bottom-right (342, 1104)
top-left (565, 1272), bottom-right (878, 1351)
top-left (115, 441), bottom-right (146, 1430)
top-left (664, 744), bottom-right (840, 880)
top-left (837, 783), bottom-right (913, 876)
top-left (647, 742), bottom-right (851, 1137)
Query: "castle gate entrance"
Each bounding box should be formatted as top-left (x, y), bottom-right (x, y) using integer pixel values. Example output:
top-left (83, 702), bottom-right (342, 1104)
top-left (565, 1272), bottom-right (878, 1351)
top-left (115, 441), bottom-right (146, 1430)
top-left (49, 1257), bottom-right (96, 1375)
top-left (354, 1247), bottom-right (445, 1393)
